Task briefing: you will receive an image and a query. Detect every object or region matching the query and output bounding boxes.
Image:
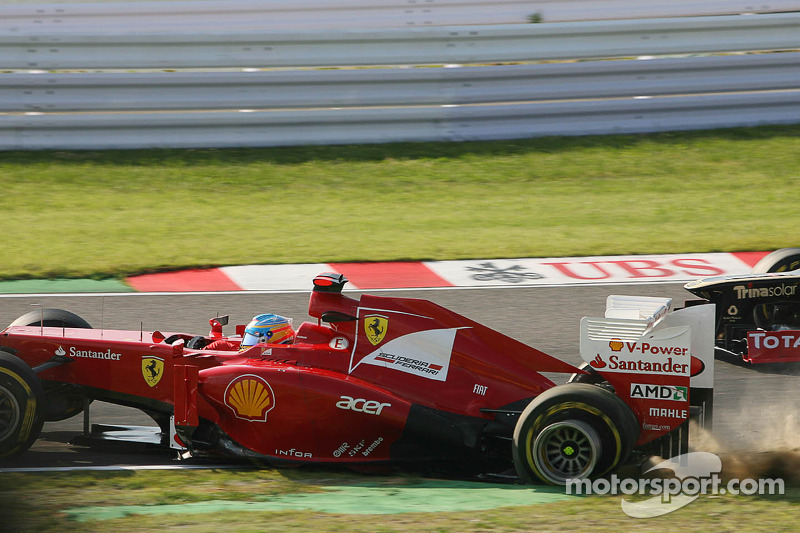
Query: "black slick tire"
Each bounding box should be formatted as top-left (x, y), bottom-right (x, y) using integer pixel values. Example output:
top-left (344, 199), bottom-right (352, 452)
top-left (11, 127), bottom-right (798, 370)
top-left (512, 383), bottom-right (639, 485)
top-left (0, 352), bottom-right (45, 461)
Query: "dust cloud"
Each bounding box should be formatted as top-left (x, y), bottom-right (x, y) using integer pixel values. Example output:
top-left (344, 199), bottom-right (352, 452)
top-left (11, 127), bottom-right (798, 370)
top-left (690, 400), bottom-right (800, 485)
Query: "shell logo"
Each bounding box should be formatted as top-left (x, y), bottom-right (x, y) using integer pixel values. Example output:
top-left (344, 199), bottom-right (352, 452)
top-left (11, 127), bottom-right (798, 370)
top-left (609, 339), bottom-right (624, 352)
top-left (224, 375), bottom-right (275, 422)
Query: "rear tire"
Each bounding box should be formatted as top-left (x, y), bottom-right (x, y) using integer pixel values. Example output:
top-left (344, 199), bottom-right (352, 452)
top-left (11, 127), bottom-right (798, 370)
top-left (0, 352), bottom-right (45, 461)
top-left (9, 308), bottom-right (92, 329)
top-left (752, 248), bottom-right (800, 273)
top-left (512, 383), bottom-right (639, 485)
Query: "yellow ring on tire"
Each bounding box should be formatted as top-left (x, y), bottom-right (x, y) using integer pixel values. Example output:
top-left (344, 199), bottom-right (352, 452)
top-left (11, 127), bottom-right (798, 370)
top-left (0, 366), bottom-right (37, 443)
top-left (524, 401), bottom-right (623, 481)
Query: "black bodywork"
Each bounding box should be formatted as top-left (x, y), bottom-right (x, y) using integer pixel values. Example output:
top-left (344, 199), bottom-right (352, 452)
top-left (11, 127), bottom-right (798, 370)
top-left (684, 248), bottom-right (800, 361)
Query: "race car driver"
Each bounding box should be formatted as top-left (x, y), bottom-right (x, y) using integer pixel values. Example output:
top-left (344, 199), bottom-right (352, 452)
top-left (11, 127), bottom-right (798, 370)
top-left (204, 313), bottom-right (295, 351)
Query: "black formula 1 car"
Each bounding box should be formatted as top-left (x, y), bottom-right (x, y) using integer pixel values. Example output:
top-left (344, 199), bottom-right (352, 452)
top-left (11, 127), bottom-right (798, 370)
top-left (684, 248), bottom-right (800, 363)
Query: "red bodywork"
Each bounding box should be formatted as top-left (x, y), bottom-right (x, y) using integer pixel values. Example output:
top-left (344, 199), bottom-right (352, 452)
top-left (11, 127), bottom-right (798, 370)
top-left (0, 277), bottom-right (582, 464)
top-left (746, 330), bottom-right (800, 363)
top-left (1, 275), bottom-right (708, 469)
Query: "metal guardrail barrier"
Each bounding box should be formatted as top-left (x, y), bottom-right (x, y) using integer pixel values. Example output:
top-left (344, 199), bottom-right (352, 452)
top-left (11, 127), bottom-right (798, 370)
top-left (5, 91), bottom-right (800, 150)
top-left (2, 0), bottom-right (799, 31)
top-left (3, 13), bottom-right (800, 69)
top-left (1, 9), bottom-right (799, 149)
top-left (3, 53), bottom-right (800, 113)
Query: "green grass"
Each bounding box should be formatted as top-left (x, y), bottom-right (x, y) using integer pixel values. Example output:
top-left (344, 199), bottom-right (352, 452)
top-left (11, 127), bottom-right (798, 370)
top-left (1, 469), bottom-right (798, 532)
top-left (1, 125), bottom-right (799, 280)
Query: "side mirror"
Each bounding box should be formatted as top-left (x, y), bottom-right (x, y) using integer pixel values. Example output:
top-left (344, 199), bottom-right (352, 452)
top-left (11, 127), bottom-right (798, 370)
top-left (210, 315), bottom-right (229, 338)
top-left (313, 273), bottom-right (349, 293)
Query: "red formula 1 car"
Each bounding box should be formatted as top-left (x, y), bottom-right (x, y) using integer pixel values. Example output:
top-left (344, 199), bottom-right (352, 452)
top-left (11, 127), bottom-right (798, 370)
top-left (684, 248), bottom-right (800, 364)
top-left (0, 273), bottom-right (714, 484)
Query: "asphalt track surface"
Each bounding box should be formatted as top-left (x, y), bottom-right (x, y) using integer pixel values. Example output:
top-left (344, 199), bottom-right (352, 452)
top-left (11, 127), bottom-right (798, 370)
top-left (2, 283), bottom-right (799, 470)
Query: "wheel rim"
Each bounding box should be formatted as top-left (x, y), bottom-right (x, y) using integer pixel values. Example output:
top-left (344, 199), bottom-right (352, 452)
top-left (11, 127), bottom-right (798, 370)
top-left (0, 384), bottom-right (21, 442)
top-left (532, 420), bottom-right (602, 484)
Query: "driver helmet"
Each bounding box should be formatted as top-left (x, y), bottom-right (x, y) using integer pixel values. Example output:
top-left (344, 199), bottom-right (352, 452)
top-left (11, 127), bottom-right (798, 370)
top-left (239, 313), bottom-right (294, 351)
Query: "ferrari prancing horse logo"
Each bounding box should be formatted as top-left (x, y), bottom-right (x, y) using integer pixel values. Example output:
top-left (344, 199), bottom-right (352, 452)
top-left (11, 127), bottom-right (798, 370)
top-left (142, 356), bottom-right (164, 387)
top-left (365, 315), bottom-right (389, 345)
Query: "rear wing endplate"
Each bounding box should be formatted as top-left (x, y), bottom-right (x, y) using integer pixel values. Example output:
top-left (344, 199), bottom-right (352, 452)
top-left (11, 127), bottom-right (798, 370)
top-left (580, 296), bottom-right (715, 446)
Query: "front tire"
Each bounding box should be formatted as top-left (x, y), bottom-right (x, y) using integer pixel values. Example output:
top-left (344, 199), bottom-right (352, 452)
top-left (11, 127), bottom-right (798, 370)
top-left (512, 383), bottom-right (639, 485)
top-left (752, 248), bottom-right (800, 273)
top-left (0, 352), bottom-right (45, 461)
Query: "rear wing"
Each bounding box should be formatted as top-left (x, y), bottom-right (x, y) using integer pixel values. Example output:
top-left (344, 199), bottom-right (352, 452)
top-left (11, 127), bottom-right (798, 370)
top-left (580, 295), bottom-right (715, 453)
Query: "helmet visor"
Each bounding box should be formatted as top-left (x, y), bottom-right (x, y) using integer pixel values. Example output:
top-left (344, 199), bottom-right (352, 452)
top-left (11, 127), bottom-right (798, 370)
top-left (240, 332), bottom-right (262, 349)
